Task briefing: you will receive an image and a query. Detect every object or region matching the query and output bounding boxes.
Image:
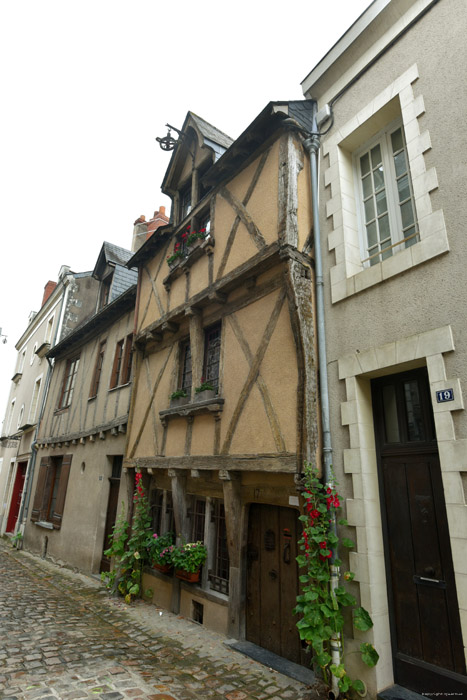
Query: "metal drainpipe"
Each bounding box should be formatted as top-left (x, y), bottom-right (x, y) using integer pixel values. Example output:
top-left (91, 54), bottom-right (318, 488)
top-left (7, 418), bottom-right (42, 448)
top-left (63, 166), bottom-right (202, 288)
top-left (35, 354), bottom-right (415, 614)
top-left (17, 276), bottom-right (70, 531)
top-left (303, 105), bottom-right (341, 699)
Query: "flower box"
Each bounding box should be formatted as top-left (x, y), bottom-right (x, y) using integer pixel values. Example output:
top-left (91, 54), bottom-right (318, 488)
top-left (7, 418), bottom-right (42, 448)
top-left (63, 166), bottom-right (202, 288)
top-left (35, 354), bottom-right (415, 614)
top-left (194, 389), bottom-right (216, 402)
top-left (170, 396), bottom-right (189, 408)
top-left (175, 569), bottom-right (200, 583)
top-left (153, 562), bottom-right (173, 575)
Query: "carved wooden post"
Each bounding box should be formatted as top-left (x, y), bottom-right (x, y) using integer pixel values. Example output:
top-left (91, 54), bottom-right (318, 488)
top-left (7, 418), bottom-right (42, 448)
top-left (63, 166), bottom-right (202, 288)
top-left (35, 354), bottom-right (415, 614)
top-left (220, 470), bottom-right (245, 638)
top-left (169, 468), bottom-right (188, 615)
top-left (187, 308), bottom-right (203, 400)
top-left (169, 469), bottom-right (189, 541)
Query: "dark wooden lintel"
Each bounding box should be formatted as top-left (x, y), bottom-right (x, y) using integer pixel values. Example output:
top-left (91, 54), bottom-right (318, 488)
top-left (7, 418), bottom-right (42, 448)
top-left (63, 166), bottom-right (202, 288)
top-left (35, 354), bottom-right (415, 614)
top-left (124, 453), bottom-right (296, 473)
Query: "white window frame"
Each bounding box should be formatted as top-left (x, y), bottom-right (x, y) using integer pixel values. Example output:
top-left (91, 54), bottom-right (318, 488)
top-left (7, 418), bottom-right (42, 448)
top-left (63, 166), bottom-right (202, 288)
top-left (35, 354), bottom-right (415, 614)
top-left (322, 64), bottom-right (448, 303)
top-left (6, 399), bottom-right (16, 435)
top-left (28, 376), bottom-right (42, 424)
top-left (30, 343), bottom-right (38, 365)
top-left (17, 404), bottom-right (24, 430)
top-left (45, 316), bottom-right (54, 344)
top-left (353, 118), bottom-right (418, 267)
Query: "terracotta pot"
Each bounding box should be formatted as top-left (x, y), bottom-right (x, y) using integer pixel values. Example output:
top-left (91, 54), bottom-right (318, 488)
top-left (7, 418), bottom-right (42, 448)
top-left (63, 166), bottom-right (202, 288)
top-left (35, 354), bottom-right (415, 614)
top-left (175, 569), bottom-right (200, 583)
top-left (153, 562), bottom-right (173, 575)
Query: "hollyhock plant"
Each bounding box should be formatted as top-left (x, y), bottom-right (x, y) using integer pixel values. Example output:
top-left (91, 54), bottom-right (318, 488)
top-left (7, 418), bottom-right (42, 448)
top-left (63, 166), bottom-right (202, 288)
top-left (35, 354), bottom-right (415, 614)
top-left (294, 463), bottom-right (378, 695)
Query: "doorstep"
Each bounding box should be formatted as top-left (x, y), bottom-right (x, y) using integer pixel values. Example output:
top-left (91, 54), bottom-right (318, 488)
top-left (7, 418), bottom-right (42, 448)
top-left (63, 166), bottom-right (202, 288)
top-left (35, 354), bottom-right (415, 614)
top-left (224, 639), bottom-right (316, 686)
top-left (377, 684), bottom-right (427, 700)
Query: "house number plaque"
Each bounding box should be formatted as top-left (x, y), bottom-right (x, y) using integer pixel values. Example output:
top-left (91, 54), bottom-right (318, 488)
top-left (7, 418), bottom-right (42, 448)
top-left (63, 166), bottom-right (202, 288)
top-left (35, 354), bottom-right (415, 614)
top-left (436, 388), bottom-right (454, 403)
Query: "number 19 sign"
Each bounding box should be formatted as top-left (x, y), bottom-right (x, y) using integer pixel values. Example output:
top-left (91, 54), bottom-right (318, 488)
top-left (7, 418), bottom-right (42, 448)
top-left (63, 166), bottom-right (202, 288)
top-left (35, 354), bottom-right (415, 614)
top-left (436, 388), bottom-right (454, 403)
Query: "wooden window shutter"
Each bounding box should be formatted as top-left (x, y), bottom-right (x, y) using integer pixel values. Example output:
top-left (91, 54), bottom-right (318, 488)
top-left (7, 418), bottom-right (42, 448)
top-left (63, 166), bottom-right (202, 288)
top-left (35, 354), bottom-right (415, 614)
top-left (51, 454), bottom-right (72, 529)
top-left (30, 457), bottom-right (50, 522)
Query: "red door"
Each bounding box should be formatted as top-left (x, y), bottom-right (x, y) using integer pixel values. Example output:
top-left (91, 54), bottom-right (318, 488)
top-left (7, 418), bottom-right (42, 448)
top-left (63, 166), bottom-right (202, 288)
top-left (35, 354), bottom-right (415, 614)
top-left (6, 462), bottom-right (27, 533)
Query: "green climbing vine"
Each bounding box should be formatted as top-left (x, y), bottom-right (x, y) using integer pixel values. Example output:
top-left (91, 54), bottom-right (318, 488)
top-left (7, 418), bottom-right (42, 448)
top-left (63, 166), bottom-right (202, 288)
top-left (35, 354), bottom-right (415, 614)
top-left (294, 463), bottom-right (379, 696)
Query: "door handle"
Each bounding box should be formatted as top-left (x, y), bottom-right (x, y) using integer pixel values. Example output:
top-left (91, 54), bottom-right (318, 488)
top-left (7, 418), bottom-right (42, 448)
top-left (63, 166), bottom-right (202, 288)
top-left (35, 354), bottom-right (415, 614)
top-left (283, 541), bottom-right (291, 564)
top-left (269, 569), bottom-right (278, 581)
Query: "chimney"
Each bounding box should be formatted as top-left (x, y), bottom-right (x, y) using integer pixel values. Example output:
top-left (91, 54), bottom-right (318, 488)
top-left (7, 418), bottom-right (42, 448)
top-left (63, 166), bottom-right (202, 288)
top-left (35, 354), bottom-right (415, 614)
top-left (146, 205), bottom-right (170, 240)
top-left (41, 281), bottom-right (57, 307)
top-left (131, 215), bottom-right (148, 253)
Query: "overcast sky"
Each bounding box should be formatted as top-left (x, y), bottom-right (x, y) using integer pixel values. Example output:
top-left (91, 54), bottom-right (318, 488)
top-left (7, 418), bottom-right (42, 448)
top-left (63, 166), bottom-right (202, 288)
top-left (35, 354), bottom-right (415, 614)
top-left (0, 0), bottom-right (372, 421)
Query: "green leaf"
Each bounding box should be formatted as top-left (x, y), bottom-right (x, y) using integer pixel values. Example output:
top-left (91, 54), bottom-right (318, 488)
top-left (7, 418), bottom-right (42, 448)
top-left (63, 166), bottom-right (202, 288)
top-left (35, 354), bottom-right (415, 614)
top-left (315, 651), bottom-right (331, 668)
top-left (341, 537), bottom-right (354, 548)
top-left (338, 675), bottom-right (351, 693)
top-left (352, 679), bottom-right (366, 693)
top-left (354, 607), bottom-right (374, 631)
top-left (338, 518), bottom-right (348, 526)
top-left (361, 642), bottom-right (379, 667)
top-left (128, 583), bottom-right (140, 595)
top-left (329, 663), bottom-right (346, 679)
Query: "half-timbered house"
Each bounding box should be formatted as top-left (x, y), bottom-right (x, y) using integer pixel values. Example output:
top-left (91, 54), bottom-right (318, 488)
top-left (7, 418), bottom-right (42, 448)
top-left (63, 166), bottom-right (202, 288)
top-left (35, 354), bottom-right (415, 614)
top-left (124, 105), bottom-right (318, 663)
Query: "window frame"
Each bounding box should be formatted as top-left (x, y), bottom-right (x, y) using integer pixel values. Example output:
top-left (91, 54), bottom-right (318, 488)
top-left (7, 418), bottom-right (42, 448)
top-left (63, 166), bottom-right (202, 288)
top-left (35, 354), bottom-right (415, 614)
top-left (353, 117), bottom-right (419, 267)
top-left (89, 339), bottom-right (107, 398)
top-left (110, 334), bottom-right (133, 390)
top-left (209, 499), bottom-right (229, 595)
top-left (28, 376), bottom-right (42, 424)
top-left (202, 323), bottom-right (222, 391)
top-left (58, 356), bottom-right (80, 409)
top-left (30, 454), bottom-right (72, 529)
top-left (179, 339), bottom-right (192, 395)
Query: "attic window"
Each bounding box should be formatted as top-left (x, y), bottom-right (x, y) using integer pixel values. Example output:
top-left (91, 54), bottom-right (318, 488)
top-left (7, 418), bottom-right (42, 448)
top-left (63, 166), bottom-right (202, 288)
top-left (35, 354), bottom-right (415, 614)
top-left (99, 275), bottom-right (112, 309)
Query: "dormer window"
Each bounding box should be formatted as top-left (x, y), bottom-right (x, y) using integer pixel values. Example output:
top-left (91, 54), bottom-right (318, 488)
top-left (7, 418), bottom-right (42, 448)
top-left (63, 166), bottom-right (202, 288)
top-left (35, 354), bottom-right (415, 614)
top-left (99, 274), bottom-right (112, 309)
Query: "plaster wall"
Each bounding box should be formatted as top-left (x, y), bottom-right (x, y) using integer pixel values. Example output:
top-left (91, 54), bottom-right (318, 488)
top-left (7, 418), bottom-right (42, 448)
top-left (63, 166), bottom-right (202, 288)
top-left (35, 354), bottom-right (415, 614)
top-left (38, 309), bottom-right (134, 441)
top-left (310, 0), bottom-right (467, 690)
top-left (25, 438), bottom-right (129, 573)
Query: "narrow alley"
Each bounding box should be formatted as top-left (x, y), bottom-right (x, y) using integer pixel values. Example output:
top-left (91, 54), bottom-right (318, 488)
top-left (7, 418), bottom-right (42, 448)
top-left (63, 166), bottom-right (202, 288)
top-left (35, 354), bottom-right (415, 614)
top-left (0, 542), bottom-right (315, 700)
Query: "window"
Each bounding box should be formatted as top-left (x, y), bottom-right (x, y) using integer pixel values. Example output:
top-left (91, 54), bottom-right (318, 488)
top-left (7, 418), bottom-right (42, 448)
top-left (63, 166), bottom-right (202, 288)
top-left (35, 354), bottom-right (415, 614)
top-left (199, 212), bottom-right (211, 237)
top-left (179, 340), bottom-right (192, 394)
top-left (180, 185), bottom-right (192, 221)
top-left (355, 121), bottom-right (418, 266)
top-left (150, 489), bottom-right (174, 535)
top-left (203, 323), bottom-right (221, 391)
top-left (209, 500), bottom-right (229, 595)
top-left (19, 349), bottom-right (26, 374)
top-left (191, 498), bottom-right (206, 542)
top-left (89, 340), bottom-right (106, 398)
top-left (28, 378), bottom-right (42, 423)
top-left (45, 316), bottom-right (54, 344)
top-left (30, 455), bottom-right (72, 529)
top-left (17, 405), bottom-right (24, 430)
top-left (99, 275), bottom-right (112, 309)
top-left (110, 334), bottom-right (133, 389)
top-left (58, 356), bottom-right (80, 409)
top-left (6, 399), bottom-right (15, 435)
top-left (30, 343), bottom-right (38, 365)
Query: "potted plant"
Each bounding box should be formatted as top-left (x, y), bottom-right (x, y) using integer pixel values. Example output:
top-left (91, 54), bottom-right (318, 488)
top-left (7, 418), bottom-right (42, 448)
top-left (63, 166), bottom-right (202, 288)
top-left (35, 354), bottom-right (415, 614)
top-left (194, 380), bottom-right (216, 402)
top-left (186, 226), bottom-right (208, 252)
top-left (170, 389), bottom-right (188, 408)
top-left (166, 242), bottom-right (184, 268)
top-left (148, 532), bottom-right (175, 574)
top-left (171, 541), bottom-right (207, 583)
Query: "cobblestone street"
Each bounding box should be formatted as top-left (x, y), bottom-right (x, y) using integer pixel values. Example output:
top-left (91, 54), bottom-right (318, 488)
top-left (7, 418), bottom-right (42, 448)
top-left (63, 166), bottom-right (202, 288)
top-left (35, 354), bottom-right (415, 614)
top-left (0, 542), bottom-right (317, 700)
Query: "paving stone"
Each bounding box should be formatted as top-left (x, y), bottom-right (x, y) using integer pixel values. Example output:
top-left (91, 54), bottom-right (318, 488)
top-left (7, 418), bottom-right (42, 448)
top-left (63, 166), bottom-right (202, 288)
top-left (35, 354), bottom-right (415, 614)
top-left (0, 541), bottom-right (314, 700)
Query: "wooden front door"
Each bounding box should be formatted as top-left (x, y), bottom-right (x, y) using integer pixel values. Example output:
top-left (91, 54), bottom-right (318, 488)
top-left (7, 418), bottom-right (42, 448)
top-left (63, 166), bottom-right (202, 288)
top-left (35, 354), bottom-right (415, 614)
top-left (372, 368), bottom-right (466, 696)
top-left (6, 462), bottom-right (27, 533)
top-left (100, 456), bottom-right (122, 572)
top-left (246, 504), bottom-right (302, 664)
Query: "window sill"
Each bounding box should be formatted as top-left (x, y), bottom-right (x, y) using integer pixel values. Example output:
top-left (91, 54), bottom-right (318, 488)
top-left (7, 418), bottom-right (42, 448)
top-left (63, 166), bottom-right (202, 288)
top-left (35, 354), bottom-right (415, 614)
top-left (159, 396), bottom-right (224, 424)
top-left (35, 520), bottom-right (54, 530)
top-left (163, 237), bottom-right (215, 289)
top-left (108, 382), bottom-right (131, 394)
top-left (54, 406), bottom-right (70, 415)
top-left (11, 372), bottom-right (22, 383)
top-left (331, 230), bottom-right (449, 304)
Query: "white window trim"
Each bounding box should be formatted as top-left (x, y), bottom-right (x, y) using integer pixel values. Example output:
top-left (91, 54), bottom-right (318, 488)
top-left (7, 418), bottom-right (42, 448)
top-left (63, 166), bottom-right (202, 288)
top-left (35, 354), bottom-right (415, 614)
top-left (322, 64), bottom-right (448, 303)
top-left (30, 343), bottom-right (38, 365)
top-left (28, 375), bottom-right (43, 424)
top-left (17, 405), bottom-right (24, 430)
top-left (353, 117), bottom-right (418, 267)
top-left (6, 399), bottom-right (16, 435)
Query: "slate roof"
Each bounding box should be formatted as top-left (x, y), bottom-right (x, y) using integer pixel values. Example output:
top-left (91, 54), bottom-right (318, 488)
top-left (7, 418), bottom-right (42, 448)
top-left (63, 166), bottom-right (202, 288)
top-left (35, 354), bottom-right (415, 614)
top-left (189, 112), bottom-right (233, 150)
